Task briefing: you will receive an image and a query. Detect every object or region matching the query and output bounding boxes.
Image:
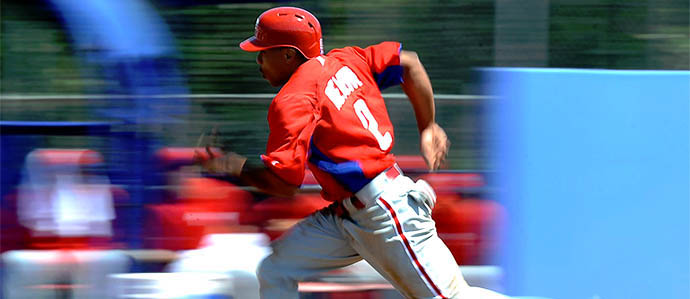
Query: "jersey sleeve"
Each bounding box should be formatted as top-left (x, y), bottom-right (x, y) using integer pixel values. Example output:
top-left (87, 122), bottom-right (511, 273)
top-left (260, 92), bottom-right (318, 186)
top-left (361, 41), bottom-right (403, 90)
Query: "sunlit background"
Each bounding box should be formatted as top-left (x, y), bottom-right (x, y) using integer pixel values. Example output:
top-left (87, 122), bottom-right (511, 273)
top-left (1, 0), bottom-right (688, 298)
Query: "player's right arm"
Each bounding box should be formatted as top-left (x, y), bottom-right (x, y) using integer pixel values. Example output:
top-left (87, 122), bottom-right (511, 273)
top-left (253, 81), bottom-right (319, 196)
top-left (195, 148), bottom-right (300, 197)
top-left (239, 157), bottom-right (301, 197)
top-left (400, 50), bottom-right (450, 170)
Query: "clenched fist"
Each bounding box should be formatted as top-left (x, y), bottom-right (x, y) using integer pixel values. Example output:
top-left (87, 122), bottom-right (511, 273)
top-left (420, 122), bottom-right (450, 171)
top-left (194, 147), bottom-right (247, 177)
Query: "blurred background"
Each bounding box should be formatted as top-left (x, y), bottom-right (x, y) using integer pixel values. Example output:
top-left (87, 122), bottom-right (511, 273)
top-left (1, 0), bottom-right (688, 298)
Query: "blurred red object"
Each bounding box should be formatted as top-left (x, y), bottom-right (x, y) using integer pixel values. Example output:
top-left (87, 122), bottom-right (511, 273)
top-left (32, 149), bottom-right (104, 165)
top-left (418, 172), bottom-right (485, 195)
top-left (395, 155), bottom-right (428, 172)
top-left (417, 170), bottom-right (496, 264)
top-left (155, 147), bottom-right (223, 169)
top-left (145, 177), bottom-right (255, 250)
top-left (252, 194), bottom-right (330, 240)
top-left (432, 195), bottom-right (505, 265)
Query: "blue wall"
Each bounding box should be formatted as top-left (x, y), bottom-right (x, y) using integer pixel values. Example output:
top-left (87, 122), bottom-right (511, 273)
top-left (482, 68), bottom-right (690, 299)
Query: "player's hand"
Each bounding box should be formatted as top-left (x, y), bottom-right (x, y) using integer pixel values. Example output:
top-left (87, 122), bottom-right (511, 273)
top-left (420, 122), bottom-right (450, 171)
top-left (194, 148), bottom-right (247, 177)
top-left (193, 128), bottom-right (246, 177)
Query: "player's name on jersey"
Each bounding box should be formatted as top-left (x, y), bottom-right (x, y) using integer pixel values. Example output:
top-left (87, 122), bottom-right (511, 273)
top-left (325, 66), bottom-right (363, 110)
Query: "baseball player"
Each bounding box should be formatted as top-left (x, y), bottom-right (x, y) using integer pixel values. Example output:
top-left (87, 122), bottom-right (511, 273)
top-left (198, 6), bottom-right (510, 299)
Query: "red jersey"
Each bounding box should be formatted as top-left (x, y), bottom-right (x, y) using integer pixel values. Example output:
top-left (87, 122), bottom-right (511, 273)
top-left (260, 41), bottom-right (403, 201)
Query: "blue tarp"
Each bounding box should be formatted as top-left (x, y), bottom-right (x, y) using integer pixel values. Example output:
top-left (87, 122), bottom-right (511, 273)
top-left (482, 68), bottom-right (690, 299)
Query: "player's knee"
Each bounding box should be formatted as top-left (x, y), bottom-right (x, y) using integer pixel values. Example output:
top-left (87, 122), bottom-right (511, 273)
top-left (256, 255), bottom-right (276, 282)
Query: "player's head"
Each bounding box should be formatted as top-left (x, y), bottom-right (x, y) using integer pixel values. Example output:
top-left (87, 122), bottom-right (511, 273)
top-left (240, 6), bottom-right (323, 59)
top-left (240, 7), bottom-right (322, 86)
top-left (253, 47), bottom-right (304, 86)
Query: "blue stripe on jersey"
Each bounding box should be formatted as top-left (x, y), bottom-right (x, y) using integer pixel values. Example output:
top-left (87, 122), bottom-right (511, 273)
top-left (373, 65), bottom-right (404, 90)
top-left (308, 141), bottom-right (371, 193)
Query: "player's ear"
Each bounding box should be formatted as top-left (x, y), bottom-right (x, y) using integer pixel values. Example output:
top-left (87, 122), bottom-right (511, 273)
top-left (284, 47), bottom-right (306, 64)
top-left (283, 48), bottom-right (296, 60)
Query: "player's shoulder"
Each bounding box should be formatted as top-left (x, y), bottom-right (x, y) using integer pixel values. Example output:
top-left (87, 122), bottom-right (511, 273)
top-left (329, 42), bottom-right (401, 52)
top-left (326, 46), bottom-right (364, 59)
top-left (326, 42), bottom-right (402, 59)
top-left (291, 53), bottom-right (352, 81)
top-left (275, 58), bottom-right (326, 100)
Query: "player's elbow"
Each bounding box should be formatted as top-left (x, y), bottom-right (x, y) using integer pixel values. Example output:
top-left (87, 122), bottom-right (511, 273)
top-left (400, 50), bottom-right (421, 70)
top-left (259, 173), bottom-right (300, 197)
top-left (400, 50), bottom-right (428, 87)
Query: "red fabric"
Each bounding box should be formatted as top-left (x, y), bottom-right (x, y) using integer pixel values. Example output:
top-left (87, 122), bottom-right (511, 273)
top-left (261, 42), bottom-right (402, 201)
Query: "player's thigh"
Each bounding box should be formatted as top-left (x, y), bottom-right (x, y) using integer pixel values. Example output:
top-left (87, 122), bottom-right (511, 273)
top-left (260, 206), bottom-right (361, 280)
top-left (346, 190), bottom-right (469, 298)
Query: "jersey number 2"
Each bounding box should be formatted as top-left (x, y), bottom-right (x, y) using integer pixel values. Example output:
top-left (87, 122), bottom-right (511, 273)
top-left (354, 99), bottom-right (392, 151)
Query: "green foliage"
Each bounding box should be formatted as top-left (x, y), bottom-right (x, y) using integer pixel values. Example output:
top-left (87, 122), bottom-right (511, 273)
top-left (1, 0), bottom-right (687, 169)
top-left (2, 0), bottom-right (687, 95)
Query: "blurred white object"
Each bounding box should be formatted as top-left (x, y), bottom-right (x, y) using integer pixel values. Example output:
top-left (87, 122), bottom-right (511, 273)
top-left (167, 233), bottom-right (271, 299)
top-left (3, 149), bottom-right (125, 299)
top-left (2, 250), bottom-right (131, 299)
top-left (17, 149), bottom-right (115, 237)
top-left (109, 272), bottom-right (232, 299)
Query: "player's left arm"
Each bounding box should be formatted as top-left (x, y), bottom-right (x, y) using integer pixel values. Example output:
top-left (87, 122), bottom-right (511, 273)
top-left (400, 50), bottom-right (434, 132)
top-left (399, 50), bottom-right (450, 170)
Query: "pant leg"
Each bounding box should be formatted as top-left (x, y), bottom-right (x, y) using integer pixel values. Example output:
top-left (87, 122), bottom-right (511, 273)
top-left (257, 205), bottom-right (362, 299)
top-left (2, 250), bottom-right (74, 299)
top-left (343, 176), bottom-right (509, 299)
top-left (70, 250), bottom-right (131, 299)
